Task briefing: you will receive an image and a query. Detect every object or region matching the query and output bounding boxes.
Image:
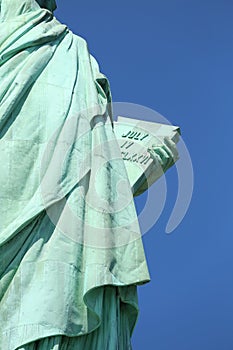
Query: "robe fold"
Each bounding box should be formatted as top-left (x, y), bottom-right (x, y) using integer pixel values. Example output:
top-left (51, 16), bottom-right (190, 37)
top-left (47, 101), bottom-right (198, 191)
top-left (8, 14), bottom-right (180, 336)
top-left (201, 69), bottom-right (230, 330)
top-left (0, 1), bottom-right (150, 349)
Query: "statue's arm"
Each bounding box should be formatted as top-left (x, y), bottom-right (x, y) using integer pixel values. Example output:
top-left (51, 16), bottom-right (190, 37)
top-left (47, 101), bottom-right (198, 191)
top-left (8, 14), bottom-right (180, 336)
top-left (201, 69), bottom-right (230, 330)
top-left (148, 137), bottom-right (179, 173)
top-left (133, 136), bottom-right (179, 197)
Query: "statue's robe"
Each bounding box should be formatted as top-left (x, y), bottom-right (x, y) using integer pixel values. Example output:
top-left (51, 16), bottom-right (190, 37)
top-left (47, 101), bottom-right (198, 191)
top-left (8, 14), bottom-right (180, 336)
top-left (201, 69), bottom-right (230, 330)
top-left (0, 1), bottom-right (150, 349)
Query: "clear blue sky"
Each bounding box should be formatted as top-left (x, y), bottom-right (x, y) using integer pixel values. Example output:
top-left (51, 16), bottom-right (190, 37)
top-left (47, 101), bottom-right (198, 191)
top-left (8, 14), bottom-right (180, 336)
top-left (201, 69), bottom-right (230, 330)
top-left (56, 1), bottom-right (233, 349)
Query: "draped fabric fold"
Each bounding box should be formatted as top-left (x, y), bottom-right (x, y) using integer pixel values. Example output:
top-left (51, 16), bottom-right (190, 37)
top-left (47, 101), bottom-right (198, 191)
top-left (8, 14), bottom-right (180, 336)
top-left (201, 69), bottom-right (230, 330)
top-left (0, 1), bottom-right (150, 349)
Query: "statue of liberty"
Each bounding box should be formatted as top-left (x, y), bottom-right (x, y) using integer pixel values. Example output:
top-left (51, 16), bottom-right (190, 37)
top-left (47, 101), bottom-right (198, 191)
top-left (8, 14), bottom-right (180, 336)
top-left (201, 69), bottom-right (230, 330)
top-left (0, 1), bottom-right (152, 349)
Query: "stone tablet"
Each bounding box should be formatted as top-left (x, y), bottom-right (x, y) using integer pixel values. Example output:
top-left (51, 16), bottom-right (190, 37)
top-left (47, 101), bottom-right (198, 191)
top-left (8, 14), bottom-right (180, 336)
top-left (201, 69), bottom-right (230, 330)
top-left (114, 116), bottom-right (180, 196)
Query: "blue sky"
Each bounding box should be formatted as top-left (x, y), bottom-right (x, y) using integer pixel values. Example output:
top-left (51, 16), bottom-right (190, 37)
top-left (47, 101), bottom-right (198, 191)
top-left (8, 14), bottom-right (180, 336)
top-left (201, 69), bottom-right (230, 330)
top-left (56, 1), bottom-right (233, 349)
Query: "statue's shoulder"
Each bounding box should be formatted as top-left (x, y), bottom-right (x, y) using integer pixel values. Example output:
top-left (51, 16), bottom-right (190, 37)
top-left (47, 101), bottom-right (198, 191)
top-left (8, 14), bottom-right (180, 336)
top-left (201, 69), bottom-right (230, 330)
top-left (71, 33), bottom-right (89, 53)
top-left (70, 33), bottom-right (98, 69)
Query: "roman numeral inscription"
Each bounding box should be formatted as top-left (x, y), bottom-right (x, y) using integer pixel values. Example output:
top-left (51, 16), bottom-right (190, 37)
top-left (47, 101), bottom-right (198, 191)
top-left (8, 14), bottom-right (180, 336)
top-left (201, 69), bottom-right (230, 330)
top-left (121, 151), bottom-right (150, 164)
top-left (120, 135), bottom-right (150, 165)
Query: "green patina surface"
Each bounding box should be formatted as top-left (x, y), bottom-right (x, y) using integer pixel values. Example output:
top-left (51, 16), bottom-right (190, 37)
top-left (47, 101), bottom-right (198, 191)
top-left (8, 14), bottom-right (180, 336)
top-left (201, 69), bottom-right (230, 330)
top-left (0, 1), bottom-right (180, 349)
top-left (0, 1), bottom-right (151, 349)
